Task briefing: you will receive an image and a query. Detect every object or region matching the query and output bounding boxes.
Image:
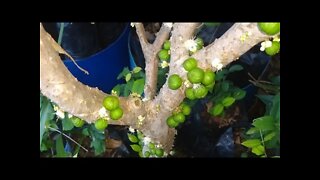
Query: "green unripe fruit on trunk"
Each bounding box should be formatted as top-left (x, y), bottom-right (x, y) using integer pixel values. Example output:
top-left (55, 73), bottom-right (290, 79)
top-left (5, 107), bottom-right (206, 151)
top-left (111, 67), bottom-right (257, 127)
top-left (95, 118), bottom-right (108, 130)
top-left (187, 68), bottom-right (204, 84)
top-left (258, 23), bottom-right (280, 35)
top-left (103, 96), bottom-right (120, 111)
top-left (183, 58), bottom-right (198, 71)
top-left (168, 74), bottom-right (182, 90)
top-left (110, 108), bottom-right (123, 120)
top-left (265, 41), bottom-right (280, 56)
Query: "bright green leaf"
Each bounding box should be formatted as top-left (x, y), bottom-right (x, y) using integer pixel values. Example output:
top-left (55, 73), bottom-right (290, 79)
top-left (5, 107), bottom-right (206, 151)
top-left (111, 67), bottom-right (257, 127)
top-left (55, 135), bottom-right (68, 157)
top-left (222, 97), bottom-right (235, 107)
top-left (117, 67), bottom-right (130, 80)
top-left (137, 131), bottom-right (144, 140)
top-left (246, 127), bottom-right (259, 135)
top-left (253, 116), bottom-right (275, 131)
top-left (133, 67), bottom-right (142, 74)
top-left (130, 144), bottom-right (142, 152)
top-left (62, 115), bottom-right (74, 131)
top-left (40, 96), bottom-right (54, 147)
top-left (251, 145), bottom-right (265, 156)
top-left (128, 133), bottom-right (138, 143)
top-left (132, 79), bottom-right (145, 95)
top-left (228, 65), bottom-right (244, 73)
top-left (211, 103), bottom-right (224, 116)
top-left (264, 132), bottom-right (276, 142)
top-left (125, 73), bottom-right (132, 82)
top-left (241, 139), bottom-right (261, 148)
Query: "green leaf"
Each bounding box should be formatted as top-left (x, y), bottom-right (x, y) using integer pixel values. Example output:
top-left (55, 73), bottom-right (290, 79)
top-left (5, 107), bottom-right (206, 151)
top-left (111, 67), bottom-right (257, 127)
top-left (251, 145), bottom-right (265, 156)
top-left (270, 93), bottom-right (280, 122)
top-left (215, 69), bottom-right (228, 81)
top-left (228, 65), bottom-right (243, 73)
top-left (270, 76), bottom-right (280, 86)
top-left (204, 22), bottom-right (221, 27)
top-left (82, 128), bottom-right (90, 136)
top-left (133, 67), bottom-right (142, 74)
top-left (40, 142), bottom-right (48, 152)
top-left (233, 89), bottom-right (246, 100)
top-left (253, 116), bottom-right (275, 131)
top-left (90, 139), bottom-right (106, 156)
top-left (222, 97), bottom-right (235, 107)
top-left (125, 73), bottom-right (132, 82)
top-left (222, 81), bottom-right (230, 92)
top-left (264, 132), bottom-right (276, 142)
top-left (137, 131), bottom-right (144, 140)
top-left (124, 80), bottom-right (134, 97)
top-left (40, 96), bottom-right (54, 147)
top-left (117, 67), bottom-right (130, 80)
top-left (55, 134), bottom-right (69, 157)
top-left (62, 115), bottom-right (74, 131)
top-left (211, 103), bottom-right (224, 116)
top-left (246, 127), bottom-right (259, 135)
top-left (127, 133), bottom-right (138, 143)
top-left (256, 95), bottom-right (274, 115)
top-left (130, 144), bottom-right (142, 152)
top-left (241, 139), bottom-right (261, 148)
top-left (132, 79), bottom-right (145, 95)
top-left (112, 84), bottom-right (122, 96)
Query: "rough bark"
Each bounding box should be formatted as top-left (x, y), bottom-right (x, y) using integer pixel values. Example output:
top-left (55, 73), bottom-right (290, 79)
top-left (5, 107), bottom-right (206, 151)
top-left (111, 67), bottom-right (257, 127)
top-left (40, 22), bottom-right (277, 153)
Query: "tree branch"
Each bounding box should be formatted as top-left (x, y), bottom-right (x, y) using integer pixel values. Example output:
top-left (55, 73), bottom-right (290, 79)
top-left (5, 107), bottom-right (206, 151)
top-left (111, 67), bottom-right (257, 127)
top-left (40, 22), bottom-right (276, 154)
top-left (192, 23), bottom-right (275, 69)
top-left (135, 23), bottom-right (172, 100)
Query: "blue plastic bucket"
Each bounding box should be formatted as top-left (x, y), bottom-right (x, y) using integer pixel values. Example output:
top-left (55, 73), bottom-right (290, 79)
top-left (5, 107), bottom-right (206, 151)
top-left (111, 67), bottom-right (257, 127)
top-left (63, 23), bottom-right (131, 93)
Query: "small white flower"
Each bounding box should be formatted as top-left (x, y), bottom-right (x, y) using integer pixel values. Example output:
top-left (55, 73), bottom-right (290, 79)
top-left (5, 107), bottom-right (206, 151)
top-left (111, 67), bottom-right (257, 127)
top-left (128, 126), bottom-right (135, 133)
top-left (137, 115), bottom-right (145, 125)
top-left (130, 23), bottom-right (135, 27)
top-left (68, 114), bottom-right (73, 118)
top-left (184, 39), bottom-right (198, 53)
top-left (169, 150), bottom-right (175, 156)
top-left (193, 83), bottom-right (201, 89)
top-left (130, 92), bottom-right (141, 98)
top-left (56, 109), bottom-right (65, 119)
top-left (98, 107), bottom-right (108, 118)
top-left (184, 79), bottom-right (192, 88)
top-left (143, 137), bottom-right (151, 145)
top-left (111, 90), bottom-right (118, 96)
top-left (163, 23), bottom-right (173, 28)
top-left (273, 36), bottom-right (280, 42)
top-left (160, 61), bottom-right (169, 68)
top-left (211, 57), bottom-right (223, 70)
top-left (142, 97), bottom-right (149, 102)
top-left (260, 40), bottom-right (272, 51)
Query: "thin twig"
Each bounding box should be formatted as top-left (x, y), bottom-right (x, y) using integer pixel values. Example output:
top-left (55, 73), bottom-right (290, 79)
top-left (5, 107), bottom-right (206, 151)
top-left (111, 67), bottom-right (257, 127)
top-left (48, 126), bottom-right (88, 152)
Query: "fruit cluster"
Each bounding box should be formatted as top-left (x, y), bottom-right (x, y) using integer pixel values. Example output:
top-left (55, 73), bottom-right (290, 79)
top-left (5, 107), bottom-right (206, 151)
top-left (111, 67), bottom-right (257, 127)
top-left (158, 40), bottom-right (171, 61)
top-left (183, 57), bottom-right (216, 100)
top-left (258, 23), bottom-right (280, 56)
top-left (166, 103), bottom-right (192, 128)
top-left (128, 130), bottom-right (165, 157)
top-left (95, 96), bottom-right (123, 131)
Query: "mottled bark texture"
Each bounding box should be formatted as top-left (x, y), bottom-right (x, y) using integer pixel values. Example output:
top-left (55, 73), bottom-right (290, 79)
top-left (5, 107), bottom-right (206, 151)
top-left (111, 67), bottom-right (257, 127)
top-left (40, 23), bottom-right (276, 153)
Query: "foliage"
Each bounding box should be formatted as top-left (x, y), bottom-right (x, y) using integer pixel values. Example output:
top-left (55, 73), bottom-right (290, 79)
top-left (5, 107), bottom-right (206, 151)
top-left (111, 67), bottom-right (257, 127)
top-left (241, 76), bottom-right (280, 157)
